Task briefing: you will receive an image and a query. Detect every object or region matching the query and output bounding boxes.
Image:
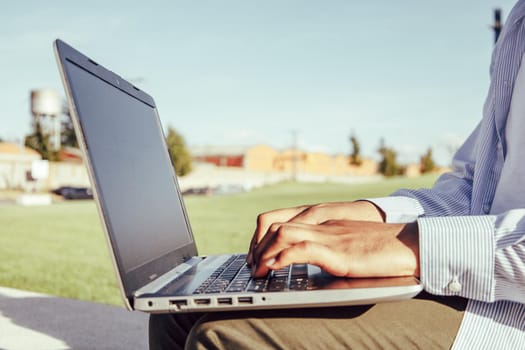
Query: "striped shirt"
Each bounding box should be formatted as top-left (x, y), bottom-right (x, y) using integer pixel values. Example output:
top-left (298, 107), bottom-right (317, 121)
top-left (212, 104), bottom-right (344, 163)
top-left (369, 1), bottom-right (525, 348)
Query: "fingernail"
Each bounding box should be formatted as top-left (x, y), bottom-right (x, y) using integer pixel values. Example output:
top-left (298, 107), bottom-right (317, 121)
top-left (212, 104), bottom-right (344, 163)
top-left (264, 258), bottom-right (276, 267)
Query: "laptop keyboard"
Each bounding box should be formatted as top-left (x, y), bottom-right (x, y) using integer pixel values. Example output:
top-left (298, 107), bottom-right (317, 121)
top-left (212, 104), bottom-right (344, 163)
top-left (193, 254), bottom-right (309, 294)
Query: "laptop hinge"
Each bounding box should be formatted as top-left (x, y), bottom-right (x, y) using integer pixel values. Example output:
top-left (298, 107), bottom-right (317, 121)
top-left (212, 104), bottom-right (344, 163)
top-left (134, 257), bottom-right (202, 297)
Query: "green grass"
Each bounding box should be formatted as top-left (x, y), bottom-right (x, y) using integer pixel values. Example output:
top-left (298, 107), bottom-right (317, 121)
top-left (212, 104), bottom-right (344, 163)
top-left (0, 175), bottom-right (437, 306)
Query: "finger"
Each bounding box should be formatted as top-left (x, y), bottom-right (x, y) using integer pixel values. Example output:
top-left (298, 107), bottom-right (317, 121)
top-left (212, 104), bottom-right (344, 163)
top-left (265, 241), bottom-right (352, 277)
top-left (255, 221), bottom-right (350, 259)
top-left (252, 223), bottom-right (344, 277)
top-left (253, 222), bottom-right (320, 267)
top-left (247, 206), bottom-right (310, 265)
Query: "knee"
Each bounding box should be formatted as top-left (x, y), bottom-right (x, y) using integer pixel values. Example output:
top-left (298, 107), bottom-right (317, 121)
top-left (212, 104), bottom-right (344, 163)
top-left (186, 321), bottom-right (224, 350)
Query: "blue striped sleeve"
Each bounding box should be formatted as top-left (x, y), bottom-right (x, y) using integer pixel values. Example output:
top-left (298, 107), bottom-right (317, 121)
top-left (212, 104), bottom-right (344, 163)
top-left (418, 209), bottom-right (525, 304)
top-left (391, 122), bottom-right (481, 217)
top-left (493, 209), bottom-right (525, 304)
top-left (418, 215), bottom-right (496, 301)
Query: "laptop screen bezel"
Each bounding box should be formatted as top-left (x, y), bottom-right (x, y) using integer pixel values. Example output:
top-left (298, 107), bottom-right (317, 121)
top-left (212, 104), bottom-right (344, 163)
top-left (54, 39), bottom-right (198, 308)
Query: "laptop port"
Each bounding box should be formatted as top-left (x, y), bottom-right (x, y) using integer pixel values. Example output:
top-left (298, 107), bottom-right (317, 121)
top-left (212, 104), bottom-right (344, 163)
top-left (217, 297), bottom-right (233, 305)
top-left (237, 296), bottom-right (253, 304)
top-left (194, 298), bottom-right (211, 305)
top-left (169, 299), bottom-right (188, 309)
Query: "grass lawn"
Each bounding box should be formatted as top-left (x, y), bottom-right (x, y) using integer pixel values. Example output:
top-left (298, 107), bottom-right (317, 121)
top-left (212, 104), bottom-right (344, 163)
top-left (0, 175), bottom-right (438, 306)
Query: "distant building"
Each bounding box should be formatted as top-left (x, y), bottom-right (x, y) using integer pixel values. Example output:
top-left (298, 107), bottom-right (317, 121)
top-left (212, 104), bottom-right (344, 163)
top-left (191, 145), bottom-right (278, 171)
top-left (190, 144), bottom-right (379, 177)
top-left (0, 142), bottom-right (42, 190)
top-left (0, 143), bottom-right (90, 191)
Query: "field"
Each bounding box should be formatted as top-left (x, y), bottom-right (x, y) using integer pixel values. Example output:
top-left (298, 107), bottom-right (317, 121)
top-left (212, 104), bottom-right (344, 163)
top-left (0, 175), bottom-right (437, 306)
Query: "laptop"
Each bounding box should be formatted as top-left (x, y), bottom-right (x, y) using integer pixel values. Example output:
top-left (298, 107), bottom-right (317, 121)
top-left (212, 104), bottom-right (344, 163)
top-left (54, 39), bottom-right (423, 314)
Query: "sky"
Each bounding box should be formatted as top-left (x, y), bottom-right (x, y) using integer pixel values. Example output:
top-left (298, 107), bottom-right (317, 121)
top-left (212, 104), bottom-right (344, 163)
top-left (0, 0), bottom-right (519, 165)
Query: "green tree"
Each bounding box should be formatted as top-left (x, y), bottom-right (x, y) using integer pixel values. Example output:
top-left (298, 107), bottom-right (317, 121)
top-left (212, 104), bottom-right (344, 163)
top-left (61, 115), bottom-right (78, 148)
top-left (166, 126), bottom-right (192, 176)
top-left (378, 138), bottom-right (403, 177)
top-left (24, 120), bottom-right (58, 161)
top-left (420, 147), bottom-right (436, 174)
top-left (349, 134), bottom-right (363, 166)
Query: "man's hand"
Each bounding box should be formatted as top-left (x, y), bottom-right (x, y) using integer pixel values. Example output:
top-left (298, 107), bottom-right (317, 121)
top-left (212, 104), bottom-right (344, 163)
top-left (250, 220), bottom-right (420, 279)
top-left (246, 201), bottom-right (386, 265)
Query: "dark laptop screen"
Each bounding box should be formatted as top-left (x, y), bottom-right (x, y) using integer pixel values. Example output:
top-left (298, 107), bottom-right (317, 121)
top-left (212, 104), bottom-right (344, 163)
top-left (64, 60), bottom-right (193, 274)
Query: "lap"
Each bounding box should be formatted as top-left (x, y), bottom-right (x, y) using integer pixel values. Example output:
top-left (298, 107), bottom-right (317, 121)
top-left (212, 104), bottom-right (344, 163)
top-left (149, 292), bottom-right (467, 350)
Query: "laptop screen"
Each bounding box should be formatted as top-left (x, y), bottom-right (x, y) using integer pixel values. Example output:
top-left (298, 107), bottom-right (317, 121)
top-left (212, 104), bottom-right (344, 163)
top-left (63, 60), bottom-right (193, 275)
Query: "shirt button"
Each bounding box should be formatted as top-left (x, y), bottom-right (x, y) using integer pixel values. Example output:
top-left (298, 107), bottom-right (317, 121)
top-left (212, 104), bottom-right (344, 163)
top-left (483, 204), bottom-right (491, 213)
top-left (496, 142), bottom-right (502, 151)
top-left (448, 277), bottom-right (462, 293)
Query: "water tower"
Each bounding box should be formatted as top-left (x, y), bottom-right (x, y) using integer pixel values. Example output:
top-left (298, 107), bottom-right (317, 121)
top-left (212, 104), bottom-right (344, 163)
top-left (30, 89), bottom-right (62, 150)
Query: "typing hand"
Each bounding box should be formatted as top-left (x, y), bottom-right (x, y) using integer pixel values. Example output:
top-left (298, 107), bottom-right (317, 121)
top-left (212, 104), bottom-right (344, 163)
top-left (246, 201), bottom-right (385, 266)
top-left (250, 219), bottom-right (420, 279)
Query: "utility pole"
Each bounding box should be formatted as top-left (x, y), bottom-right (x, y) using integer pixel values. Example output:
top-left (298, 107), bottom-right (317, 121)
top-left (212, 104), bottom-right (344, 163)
top-left (492, 8), bottom-right (503, 44)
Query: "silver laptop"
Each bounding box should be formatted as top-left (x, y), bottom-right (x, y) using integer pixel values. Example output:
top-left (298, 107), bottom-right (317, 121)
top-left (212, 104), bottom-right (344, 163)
top-left (54, 39), bottom-right (422, 314)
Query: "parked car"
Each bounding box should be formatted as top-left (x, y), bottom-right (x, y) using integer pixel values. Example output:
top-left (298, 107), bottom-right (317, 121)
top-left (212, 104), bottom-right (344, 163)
top-left (51, 186), bottom-right (94, 200)
top-left (181, 186), bottom-right (213, 196)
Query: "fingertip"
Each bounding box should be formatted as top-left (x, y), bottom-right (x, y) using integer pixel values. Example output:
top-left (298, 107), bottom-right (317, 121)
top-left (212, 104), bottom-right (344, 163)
top-left (251, 263), bottom-right (270, 278)
top-left (264, 258), bottom-right (276, 268)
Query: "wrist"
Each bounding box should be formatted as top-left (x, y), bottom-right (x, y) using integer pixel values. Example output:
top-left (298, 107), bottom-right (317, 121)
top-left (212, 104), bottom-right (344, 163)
top-left (399, 222), bottom-right (420, 277)
top-left (353, 200), bottom-right (386, 222)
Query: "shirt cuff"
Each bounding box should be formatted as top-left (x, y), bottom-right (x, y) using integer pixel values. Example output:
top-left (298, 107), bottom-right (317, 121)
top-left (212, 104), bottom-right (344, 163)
top-left (363, 196), bottom-right (425, 223)
top-left (418, 215), bottom-right (496, 301)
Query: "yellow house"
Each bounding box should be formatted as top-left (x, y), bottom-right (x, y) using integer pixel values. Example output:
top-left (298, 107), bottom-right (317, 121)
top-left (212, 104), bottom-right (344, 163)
top-left (191, 144), bottom-right (379, 177)
top-left (244, 145), bottom-right (279, 172)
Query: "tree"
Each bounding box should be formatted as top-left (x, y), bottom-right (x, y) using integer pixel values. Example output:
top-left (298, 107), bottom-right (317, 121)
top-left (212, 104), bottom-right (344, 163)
top-left (61, 114), bottom-right (78, 148)
top-left (24, 120), bottom-right (58, 161)
top-left (378, 138), bottom-right (403, 177)
top-left (166, 126), bottom-right (192, 176)
top-left (349, 134), bottom-right (363, 166)
top-left (420, 147), bottom-right (436, 174)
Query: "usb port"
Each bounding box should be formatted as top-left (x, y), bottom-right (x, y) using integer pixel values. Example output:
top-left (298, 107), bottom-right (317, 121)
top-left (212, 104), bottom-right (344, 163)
top-left (237, 296), bottom-right (253, 304)
top-left (194, 298), bottom-right (211, 305)
top-left (169, 299), bottom-right (188, 309)
top-left (217, 297), bottom-right (233, 305)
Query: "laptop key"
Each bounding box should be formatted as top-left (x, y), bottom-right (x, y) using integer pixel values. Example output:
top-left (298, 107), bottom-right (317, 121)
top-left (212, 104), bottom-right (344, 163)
top-left (289, 279), bottom-right (308, 290)
top-left (246, 279), bottom-right (267, 292)
top-left (194, 256), bottom-right (311, 295)
top-left (291, 264), bottom-right (308, 277)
